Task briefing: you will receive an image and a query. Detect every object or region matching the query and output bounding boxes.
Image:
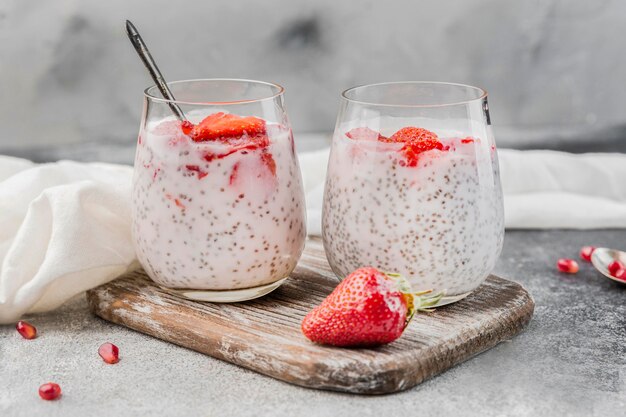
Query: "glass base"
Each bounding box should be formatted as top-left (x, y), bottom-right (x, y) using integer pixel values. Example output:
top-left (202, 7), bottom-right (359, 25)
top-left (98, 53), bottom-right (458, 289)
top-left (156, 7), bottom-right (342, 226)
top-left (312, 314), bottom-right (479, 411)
top-left (158, 277), bottom-right (288, 303)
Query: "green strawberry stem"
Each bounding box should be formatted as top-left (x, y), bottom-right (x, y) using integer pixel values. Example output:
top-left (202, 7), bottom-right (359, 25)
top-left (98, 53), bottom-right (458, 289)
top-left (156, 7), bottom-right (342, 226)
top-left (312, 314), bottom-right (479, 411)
top-left (385, 272), bottom-right (446, 327)
top-left (404, 290), bottom-right (445, 326)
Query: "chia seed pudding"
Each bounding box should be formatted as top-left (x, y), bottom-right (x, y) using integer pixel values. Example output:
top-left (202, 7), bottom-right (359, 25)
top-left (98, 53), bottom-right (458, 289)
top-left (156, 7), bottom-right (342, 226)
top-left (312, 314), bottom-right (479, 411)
top-left (132, 112), bottom-right (306, 294)
top-left (322, 125), bottom-right (504, 301)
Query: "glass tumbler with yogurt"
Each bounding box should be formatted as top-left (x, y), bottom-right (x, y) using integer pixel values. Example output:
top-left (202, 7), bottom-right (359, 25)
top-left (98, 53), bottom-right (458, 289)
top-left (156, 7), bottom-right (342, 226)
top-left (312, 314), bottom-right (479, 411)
top-left (132, 79), bottom-right (306, 302)
top-left (322, 82), bottom-right (504, 305)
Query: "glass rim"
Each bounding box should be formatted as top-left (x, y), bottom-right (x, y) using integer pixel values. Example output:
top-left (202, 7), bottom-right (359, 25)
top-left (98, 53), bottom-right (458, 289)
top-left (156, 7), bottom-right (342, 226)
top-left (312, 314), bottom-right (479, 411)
top-left (341, 81), bottom-right (488, 108)
top-left (143, 78), bottom-right (285, 106)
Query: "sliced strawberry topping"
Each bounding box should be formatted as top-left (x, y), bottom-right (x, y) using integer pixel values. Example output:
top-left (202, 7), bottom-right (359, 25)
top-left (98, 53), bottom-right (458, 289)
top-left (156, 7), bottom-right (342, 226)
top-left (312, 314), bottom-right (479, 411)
top-left (400, 140), bottom-right (445, 167)
top-left (345, 127), bottom-right (388, 141)
top-left (346, 126), bottom-right (445, 166)
top-left (203, 135), bottom-right (270, 162)
top-left (388, 127), bottom-right (444, 167)
top-left (159, 112), bottom-right (278, 185)
top-left (190, 112), bottom-right (266, 142)
top-left (390, 127), bottom-right (439, 143)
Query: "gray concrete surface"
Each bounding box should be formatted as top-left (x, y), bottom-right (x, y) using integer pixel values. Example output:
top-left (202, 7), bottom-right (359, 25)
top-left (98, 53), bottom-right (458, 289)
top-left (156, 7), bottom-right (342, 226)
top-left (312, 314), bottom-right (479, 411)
top-left (2, 0), bottom-right (626, 155)
top-left (1, 229), bottom-right (625, 416)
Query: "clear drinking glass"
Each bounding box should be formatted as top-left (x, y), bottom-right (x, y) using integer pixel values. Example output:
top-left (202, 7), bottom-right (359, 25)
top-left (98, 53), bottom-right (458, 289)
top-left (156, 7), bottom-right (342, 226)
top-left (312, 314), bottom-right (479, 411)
top-left (322, 81), bottom-right (504, 305)
top-left (132, 79), bottom-right (306, 302)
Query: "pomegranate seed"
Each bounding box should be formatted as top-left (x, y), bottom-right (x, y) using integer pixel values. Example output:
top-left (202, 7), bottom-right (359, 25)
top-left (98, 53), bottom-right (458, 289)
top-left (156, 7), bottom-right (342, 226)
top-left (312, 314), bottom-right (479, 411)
top-left (607, 260), bottom-right (625, 276)
top-left (557, 258), bottom-right (579, 274)
top-left (98, 342), bottom-right (120, 364)
top-left (38, 383), bottom-right (61, 401)
top-left (579, 246), bottom-right (596, 262)
top-left (614, 269), bottom-right (626, 281)
top-left (16, 320), bottom-right (37, 339)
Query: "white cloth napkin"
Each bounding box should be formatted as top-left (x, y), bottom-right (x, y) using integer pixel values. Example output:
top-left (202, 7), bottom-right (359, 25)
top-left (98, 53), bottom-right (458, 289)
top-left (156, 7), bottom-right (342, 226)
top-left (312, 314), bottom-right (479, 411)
top-left (1, 148), bottom-right (626, 323)
top-left (499, 149), bottom-right (626, 229)
top-left (0, 156), bottom-right (137, 323)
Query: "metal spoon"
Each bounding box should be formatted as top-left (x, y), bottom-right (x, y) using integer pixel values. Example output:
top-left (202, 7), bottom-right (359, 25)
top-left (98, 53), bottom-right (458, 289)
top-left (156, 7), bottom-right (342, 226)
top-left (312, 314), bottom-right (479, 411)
top-left (125, 20), bottom-right (187, 121)
top-left (591, 247), bottom-right (626, 285)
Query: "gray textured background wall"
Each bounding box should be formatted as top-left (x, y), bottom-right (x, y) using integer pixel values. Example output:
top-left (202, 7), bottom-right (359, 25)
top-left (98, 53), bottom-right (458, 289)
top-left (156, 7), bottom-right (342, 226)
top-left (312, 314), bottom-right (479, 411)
top-left (1, 0), bottom-right (625, 162)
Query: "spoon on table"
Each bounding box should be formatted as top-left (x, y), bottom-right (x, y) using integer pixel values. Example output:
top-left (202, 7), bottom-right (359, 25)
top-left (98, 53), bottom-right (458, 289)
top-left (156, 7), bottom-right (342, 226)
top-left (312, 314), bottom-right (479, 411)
top-left (591, 248), bottom-right (626, 284)
top-left (125, 20), bottom-right (187, 122)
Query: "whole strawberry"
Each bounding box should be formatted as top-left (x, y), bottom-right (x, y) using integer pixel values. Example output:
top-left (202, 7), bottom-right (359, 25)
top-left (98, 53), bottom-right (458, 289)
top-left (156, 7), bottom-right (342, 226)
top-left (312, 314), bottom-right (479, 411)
top-left (301, 267), bottom-right (441, 347)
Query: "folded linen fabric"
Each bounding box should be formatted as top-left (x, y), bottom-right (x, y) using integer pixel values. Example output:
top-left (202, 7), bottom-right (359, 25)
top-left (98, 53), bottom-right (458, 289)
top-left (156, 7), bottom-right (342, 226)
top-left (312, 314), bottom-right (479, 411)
top-left (1, 147), bottom-right (626, 322)
top-left (0, 156), bottom-right (137, 323)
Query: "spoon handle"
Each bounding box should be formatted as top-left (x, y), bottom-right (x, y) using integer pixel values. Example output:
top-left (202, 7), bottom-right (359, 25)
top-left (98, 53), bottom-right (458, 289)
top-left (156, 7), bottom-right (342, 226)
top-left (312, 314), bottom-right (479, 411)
top-left (126, 20), bottom-right (187, 121)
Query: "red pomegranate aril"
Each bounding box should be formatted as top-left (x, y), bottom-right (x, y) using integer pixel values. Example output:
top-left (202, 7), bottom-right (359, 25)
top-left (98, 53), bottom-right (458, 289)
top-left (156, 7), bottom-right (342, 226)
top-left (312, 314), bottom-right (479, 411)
top-left (16, 320), bottom-right (37, 339)
top-left (607, 260), bottom-right (624, 276)
top-left (98, 342), bottom-right (120, 364)
top-left (557, 258), bottom-right (579, 274)
top-left (614, 269), bottom-right (626, 281)
top-left (579, 246), bottom-right (596, 262)
top-left (39, 383), bottom-right (61, 401)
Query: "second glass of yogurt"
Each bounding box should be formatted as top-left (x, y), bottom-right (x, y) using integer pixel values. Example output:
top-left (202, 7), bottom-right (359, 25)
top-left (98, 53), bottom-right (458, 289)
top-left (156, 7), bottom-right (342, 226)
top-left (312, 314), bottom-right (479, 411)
top-left (322, 82), bottom-right (504, 305)
top-left (132, 79), bottom-right (306, 302)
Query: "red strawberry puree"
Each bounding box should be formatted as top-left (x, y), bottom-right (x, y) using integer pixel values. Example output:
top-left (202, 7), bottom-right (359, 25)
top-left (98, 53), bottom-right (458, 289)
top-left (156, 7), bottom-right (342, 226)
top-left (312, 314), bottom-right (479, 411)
top-left (322, 125), bottom-right (504, 301)
top-left (132, 112), bottom-right (306, 291)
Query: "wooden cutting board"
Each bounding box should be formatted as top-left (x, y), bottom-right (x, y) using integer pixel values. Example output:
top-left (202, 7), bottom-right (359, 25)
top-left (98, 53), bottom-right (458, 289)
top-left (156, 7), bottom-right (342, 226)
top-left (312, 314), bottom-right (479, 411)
top-left (87, 238), bottom-right (534, 395)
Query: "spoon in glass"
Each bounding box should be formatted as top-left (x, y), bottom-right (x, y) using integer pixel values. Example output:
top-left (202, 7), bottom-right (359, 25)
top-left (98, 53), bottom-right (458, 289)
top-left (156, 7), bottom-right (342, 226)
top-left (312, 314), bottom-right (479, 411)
top-left (125, 20), bottom-right (187, 122)
top-left (591, 247), bottom-right (626, 285)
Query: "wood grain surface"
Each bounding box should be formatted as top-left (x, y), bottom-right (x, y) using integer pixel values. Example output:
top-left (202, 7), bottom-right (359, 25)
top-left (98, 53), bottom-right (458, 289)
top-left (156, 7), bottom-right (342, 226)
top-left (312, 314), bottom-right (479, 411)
top-left (86, 238), bottom-right (534, 395)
